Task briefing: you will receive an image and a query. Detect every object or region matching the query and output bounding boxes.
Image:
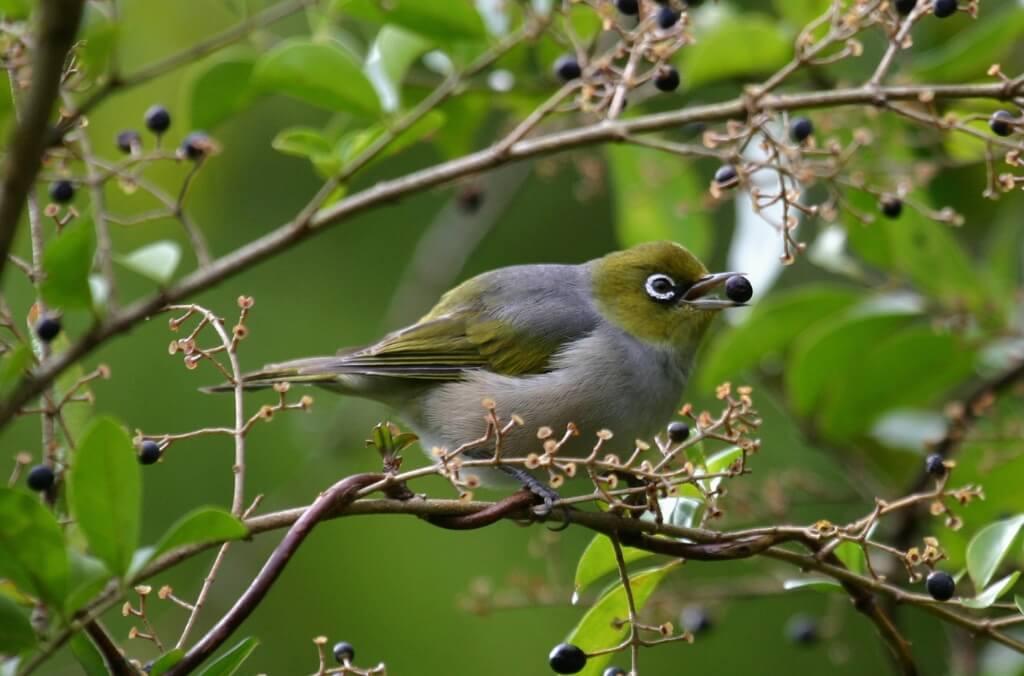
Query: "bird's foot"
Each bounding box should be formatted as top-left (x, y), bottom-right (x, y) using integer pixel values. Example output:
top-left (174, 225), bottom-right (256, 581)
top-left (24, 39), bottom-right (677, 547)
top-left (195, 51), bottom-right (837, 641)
top-left (498, 465), bottom-right (571, 531)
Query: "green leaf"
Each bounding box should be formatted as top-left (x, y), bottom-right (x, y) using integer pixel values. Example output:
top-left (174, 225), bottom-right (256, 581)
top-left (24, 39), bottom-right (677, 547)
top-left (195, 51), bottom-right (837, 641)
top-left (152, 507), bottom-right (248, 561)
top-left (912, 7), bottom-right (1024, 83)
top-left (681, 15), bottom-right (791, 89)
top-left (253, 39), bottom-right (379, 116)
top-left (272, 126), bottom-right (333, 159)
top-left (187, 51), bottom-right (257, 129)
top-left (700, 446), bottom-right (742, 493)
top-left (698, 286), bottom-right (862, 390)
top-left (333, 0), bottom-right (487, 42)
top-left (606, 145), bottom-right (711, 261)
top-left (966, 515), bottom-right (1024, 590)
top-left (70, 632), bottom-right (108, 676)
top-left (835, 541), bottom-right (867, 576)
top-left (115, 241), bottom-right (181, 284)
top-left (198, 636), bottom-right (259, 676)
top-left (0, 344), bottom-right (31, 396)
top-left (150, 649), bottom-right (185, 676)
top-left (783, 577), bottom-right (843, 592)
top-left (0, 487), bottom-right (68, 608)
top-left (0, 0), bottom-right (32, 20)
top-left (772, 0), bottom-right (830, 27)
top-left (65, 552), bottom-right (112, 616)
top-left (573, 535), bottom-right (656, 597)
top-left (41, 218), bottom-right (95, 309)
top-left (567, 564), bottom-right (676, 676)
top-left (786, 311), bottom-right (918, 417)
top-left (364, 25), bottom-right (432, 112)
top-left (1015, 594), bottom-right (1024, 616)
top-left (962, 571), bottom-right (1020, 609)
top-left (67, 417), bottom-right (141, 577)
top-left (819, 327), bottom-right (976, 440)
top-left (0, 593), bottom-right (35, 653)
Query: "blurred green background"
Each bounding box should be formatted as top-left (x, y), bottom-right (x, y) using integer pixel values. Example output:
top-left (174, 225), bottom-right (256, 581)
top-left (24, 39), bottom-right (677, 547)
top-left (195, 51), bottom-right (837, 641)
top-left (2, 0), bottom-right (1024, 673)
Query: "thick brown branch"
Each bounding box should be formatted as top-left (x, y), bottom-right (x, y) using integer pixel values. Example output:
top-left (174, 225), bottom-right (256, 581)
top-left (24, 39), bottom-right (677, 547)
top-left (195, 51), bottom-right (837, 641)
top-left (83, 621), bottom-right (134, 676)
top-left (0, 0), bottom-right (85, 286)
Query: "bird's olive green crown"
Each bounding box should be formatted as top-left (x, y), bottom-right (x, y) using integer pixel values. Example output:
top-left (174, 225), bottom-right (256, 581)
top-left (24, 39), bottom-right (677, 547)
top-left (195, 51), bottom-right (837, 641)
top-left (591, 241), bottom-right (717, 347)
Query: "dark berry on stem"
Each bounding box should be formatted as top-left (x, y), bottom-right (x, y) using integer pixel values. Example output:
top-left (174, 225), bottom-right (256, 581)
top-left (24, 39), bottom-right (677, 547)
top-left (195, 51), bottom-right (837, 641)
top-left (880, 196), bottom-right (903, 219)
top-left (933, 0), bottom-right (956, 18)
top-left (144, 105), bottom-right (172, 134)
top-left (895, 0), bottom-right (917, 15)
top-left (681, 605), bottom-right (713, 634)
top-left (548, 643), bottom-right (587, 674)
top-left (654, 66), bottom-right (680, 93)
top-left (989, 110), bottom-right (1015, 137)
top-left (926, 570), bottom-right (956, 601)
top-left (714, 164), bottom-right (738, 186)
top-left (786, 615), bottom-right (819, 645)
top-left (27, 465), bottom-right (55, 492)
top-left (667, 421), bottom-right (690, 443)
top-left (603, 668), bottom-right (627, 676)
top-left (180, 132), bottom-right (212, 160)
top-left (49, 180), bottom-right (74, 203)
top-left (656, 6), bottom-right (680, 28)
top-left (139, 440), bottom-right (162, 465)
top-left (35, 316), bottom-right (61, 342)
top-left (116, 130), bottom-right (141, 154)
top-left (790, 116), bottom-right (814, 143)
top-left (333, 642), bottom-right (355, 663)
top-left (554, 56), bottom-right (582, 82)
top-left (725, 276), bottom-right (753, 303)
top-left (925, 453), bottom-right (946, 477)
top-left (615, 0), bottom-right (639, 15)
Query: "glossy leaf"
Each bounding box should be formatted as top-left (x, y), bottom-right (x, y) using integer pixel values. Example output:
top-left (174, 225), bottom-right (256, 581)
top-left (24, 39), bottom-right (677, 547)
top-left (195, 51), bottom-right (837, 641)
top-left (70, 632), bottom-right (108, 676)
top-left (700, 446), bottom-right (742, 493)
top-left (150, 649), bottom-right (185, 676)
top-left (41, 218), bottom-right (95, 309)
top-left (65, 552), bottom-right (112, 616)
top-left (198, 636), bottom-right (259, 676)
top-left (253, 39), bottom-right (379, 116)
top-left (681, 15), bottom-right (791, 89)
top-left (962, 571), bottom-right (1020, 609)
top-left (0, 593), bottom-right (35, 653)
top-left (334, 0), bottom-right (487, 42)
top-left (115, 241), bottom-right (182, 284)
top-left (966, 515), bottom-right (1024, 590)
top-left (187, 51), bottom-right (257, 129)
top-left (698, 286), bottom-right (862, 390)
top-left (606, 145), bottom-right (711, 261)
top-left (783, 578), bottom-right (843, 592)
top-left (567, 564), bottom-right (676, 676)
top-left (835, 541), bottom-right (867, 576)
top-left (152, 507), bottom-right (248, 561)
top-left (573, 534), bottom-right (655, 597)
top-left (67, 417), bottom-right (141, 578)
top-left (364, 25), bottom-right (432, 112)
top-left (0, 487), bottom-right (68, 608)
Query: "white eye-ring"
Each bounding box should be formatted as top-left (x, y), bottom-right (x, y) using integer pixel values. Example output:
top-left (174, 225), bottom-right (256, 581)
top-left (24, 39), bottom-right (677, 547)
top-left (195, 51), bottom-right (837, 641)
top-left (645, 273), bottom-right (677, 301)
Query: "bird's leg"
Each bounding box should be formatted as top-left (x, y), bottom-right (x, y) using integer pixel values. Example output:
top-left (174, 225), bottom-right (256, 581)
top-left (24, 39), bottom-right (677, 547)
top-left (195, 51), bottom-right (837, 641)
top-left (462, 449), bottom-right (570, 529)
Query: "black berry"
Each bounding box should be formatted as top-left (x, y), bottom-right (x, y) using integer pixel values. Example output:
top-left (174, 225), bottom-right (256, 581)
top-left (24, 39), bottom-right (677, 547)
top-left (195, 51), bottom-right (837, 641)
top-left (989, 110), bottom-right (1015, 137)
top-left (933, 0), bottom-right (956, 18)
top-left (789, 116), bottom-right (814, 143)
top-left (144, 105), bottom-right (172, 135)
top-left (925, 453), bottom-right (946, 477)
top-left (713, 164), bottom-right (738, 187)
top-left (786, 615), bottom-right (819, 645)
top-left (725, 276), bottom-right (753, 303)
top-left (667, 421), bottom-right (690, 443)
top-left (680, 605), bottom-right (712, 634)
top-left (656, 6), bottom-right (680, 28)
top-left (26, 465), bottom-right (55, 492)
top-left (615, 0), bottom-right (639, 15)
top-left (548, 643), bottom-right (587, 674)
top-left (138, 440), bottom-right (162, 465)
top-left (332, 642), bottom-right (355, 663)
top-left (116, 130), bottom-right (141, 154)
top-left (895, 0), bottom-right (917, 14)
top-left (603, 668), bottom-right (627, 676)
top-left (554, 56), bottom-right (582, 82)
top-left (926, 570), bottom-right (956, 601)
top-left (49, 180), bottom-right (74, 204)
top-left (654, 66), bottom-right (680, 93)
top-left (180, 132), bottom-right (212, 160)
top-left (34, 316), bottom-right (61, 343)
top-left (880, 196), bottom-right (903, 219)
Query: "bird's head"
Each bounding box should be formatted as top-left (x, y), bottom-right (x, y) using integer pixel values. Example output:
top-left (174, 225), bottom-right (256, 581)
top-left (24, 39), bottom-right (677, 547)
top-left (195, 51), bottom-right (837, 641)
top-left (590, 241), bottom-right (749, 353)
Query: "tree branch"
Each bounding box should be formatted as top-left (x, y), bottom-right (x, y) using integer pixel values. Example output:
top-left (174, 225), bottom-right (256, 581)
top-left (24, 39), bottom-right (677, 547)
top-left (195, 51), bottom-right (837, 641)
top-left (0, 0), bottom-right (85, 286)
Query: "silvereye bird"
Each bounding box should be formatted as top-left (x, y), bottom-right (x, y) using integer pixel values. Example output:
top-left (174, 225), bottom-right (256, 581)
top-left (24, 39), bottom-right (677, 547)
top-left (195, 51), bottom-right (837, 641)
top-left (220, 241), bottom-right (747, 501)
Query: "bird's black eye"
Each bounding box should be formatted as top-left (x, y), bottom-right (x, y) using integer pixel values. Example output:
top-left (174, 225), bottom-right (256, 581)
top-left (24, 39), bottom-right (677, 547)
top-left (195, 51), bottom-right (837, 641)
top-left (645, 273), bottom-right (677, 302)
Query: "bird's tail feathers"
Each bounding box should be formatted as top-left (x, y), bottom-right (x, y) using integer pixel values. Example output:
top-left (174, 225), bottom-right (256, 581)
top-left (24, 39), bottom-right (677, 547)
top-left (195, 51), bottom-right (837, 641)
top-left (201, 356), bottom-right (342, 393)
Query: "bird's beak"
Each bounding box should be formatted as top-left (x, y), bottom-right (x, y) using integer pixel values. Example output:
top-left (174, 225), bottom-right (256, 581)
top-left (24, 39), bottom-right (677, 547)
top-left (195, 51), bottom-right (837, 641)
top-left (680, 272), bottom-right (746, 309)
